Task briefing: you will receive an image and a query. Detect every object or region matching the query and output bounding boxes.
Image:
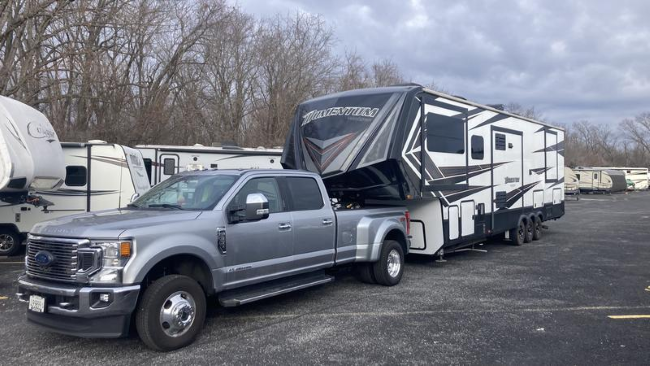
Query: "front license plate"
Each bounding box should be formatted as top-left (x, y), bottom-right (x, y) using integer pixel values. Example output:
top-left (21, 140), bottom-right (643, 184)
top-left (28, 295), bottom-right (46, 313)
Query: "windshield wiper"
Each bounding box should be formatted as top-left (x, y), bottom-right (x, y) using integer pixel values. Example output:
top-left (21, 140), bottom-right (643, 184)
top-left (126, 203), bottom-right (139, 208)
top-left (147, 203), bottom-right (183, 210)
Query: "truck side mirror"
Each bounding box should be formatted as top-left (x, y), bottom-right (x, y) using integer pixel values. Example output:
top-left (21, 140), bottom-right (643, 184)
top-left (244, 193), bottom-right (269, 221)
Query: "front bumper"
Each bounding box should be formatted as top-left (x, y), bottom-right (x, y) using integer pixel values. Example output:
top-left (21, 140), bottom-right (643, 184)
top-left (16, 275), bottom-right (140, 338)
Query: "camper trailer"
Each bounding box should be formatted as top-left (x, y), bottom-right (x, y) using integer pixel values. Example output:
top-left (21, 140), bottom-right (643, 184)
top-left (0, 96), bottom-right (66, 255)
top-left (564, 167), bottom-right (580, 200)
top-left (587, 167), bottom-right (648, 190)
top-left (283, 85), bottom-right (566, 255)
top-left (573, 167), bottom-right (627, 194)
top-left (0, 141), bottom-right (151, 255)
top-left (136, 144), bottom-right (283, 185)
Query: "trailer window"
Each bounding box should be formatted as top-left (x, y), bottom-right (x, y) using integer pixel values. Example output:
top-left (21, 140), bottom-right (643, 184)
top-left (143, 158), bottom-right (152, 183)
top-left (286, 177), bottom-right (324, 211)
top-left (426, 113), bottom-right (465, 154)
top-left (471, 135), bottom-right (484, 160)
top-left (65, 166), bottom-right (87, 186)
top-left (163, 158), bottom-right (176, 176)
top-left (576, 174), bottom-right (581, 180)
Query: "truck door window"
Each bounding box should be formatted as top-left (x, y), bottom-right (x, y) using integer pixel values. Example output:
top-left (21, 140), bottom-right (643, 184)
top-left (286, 177), bottom-right (324, 210)
top-left (232, 177), bottom-right (284, 213)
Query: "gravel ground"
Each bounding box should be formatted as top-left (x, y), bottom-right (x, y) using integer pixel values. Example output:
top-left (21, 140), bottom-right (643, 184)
top-left (1, 191), bottom-right (649, 365)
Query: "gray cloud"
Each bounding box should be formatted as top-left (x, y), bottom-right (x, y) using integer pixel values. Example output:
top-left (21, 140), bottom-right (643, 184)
top-left (234, 0), bottom-right (650, 125)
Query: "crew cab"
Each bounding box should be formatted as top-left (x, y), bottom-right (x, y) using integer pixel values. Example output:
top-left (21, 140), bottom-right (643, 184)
top-left (17, 169), bottom-right (409, 351)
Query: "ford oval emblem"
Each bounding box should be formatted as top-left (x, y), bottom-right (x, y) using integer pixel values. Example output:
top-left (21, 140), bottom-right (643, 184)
top-left (34, 251), bottom-right (55, 267)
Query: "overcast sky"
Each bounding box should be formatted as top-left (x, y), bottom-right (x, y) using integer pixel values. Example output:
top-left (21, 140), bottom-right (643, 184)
top-left (233, 0), bottom-right (650, 126)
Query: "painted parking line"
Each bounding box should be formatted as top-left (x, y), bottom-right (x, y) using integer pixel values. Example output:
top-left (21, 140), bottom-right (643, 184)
top-left (608, 315), bottom-right (650, 319)
top-left (645, 286), bottom-right (650, 292)
top-left (0, 296), bottom-right (7, 300)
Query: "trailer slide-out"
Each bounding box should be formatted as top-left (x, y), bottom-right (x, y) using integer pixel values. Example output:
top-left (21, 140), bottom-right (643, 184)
top-left (282, 85), bottom-right (566, 254)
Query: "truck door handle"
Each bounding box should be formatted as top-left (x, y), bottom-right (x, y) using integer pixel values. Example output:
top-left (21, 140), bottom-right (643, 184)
top-left (278, 223), bottom-right (292, 231)
top-left (322, 219), bottom-right (333, 226)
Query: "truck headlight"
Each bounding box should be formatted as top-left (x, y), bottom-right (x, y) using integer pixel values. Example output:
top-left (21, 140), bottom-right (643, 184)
top-left (89, 241), bottom-right (132, 284)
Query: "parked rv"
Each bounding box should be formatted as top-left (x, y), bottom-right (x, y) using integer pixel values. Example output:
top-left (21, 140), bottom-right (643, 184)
top-left (0, 141), bottom-right (150, 255)
top-left (0, 96), bottom-right (65, 255)
top-left (586, 167), bottom-right (648, 190)
top-left (573, 167), bottom-right (627, 194)
top-left (282, 85), bottom-right (566, 253)
top-left (564, 167), bottom-right (580, 200)
top-left (136, 144), bottom-right (282, 185)
top-left (17, 169), bottom-right (409, 351)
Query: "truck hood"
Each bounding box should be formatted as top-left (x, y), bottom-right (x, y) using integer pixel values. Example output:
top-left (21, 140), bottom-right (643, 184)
top-left (31, 208), bottom-right (203, 239)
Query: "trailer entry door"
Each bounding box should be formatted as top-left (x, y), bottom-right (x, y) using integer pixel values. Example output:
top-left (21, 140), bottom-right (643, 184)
top-left (491, 128), bottom-right (524, 226)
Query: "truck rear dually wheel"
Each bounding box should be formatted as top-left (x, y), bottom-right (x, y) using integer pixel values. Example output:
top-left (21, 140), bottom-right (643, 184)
top-left (135, 275), bottom-right (206, 351)
top-left (372, 240), bottom-right (404, 286)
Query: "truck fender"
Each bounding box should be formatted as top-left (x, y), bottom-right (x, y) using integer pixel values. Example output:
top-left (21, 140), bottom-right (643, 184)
top-left (364, 219), bottom-right (408, 263)
top-left (124, 234), bottom-right (220, 285)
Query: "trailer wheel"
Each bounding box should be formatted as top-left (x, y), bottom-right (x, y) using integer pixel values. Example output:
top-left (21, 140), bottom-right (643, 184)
top-left (372, 240), bottom-right (404, 286)
top-left (524, 219), bottom-right (534, 243)
top-left (136, 275), bottom-right (206, 352)
top-left (509, 221), bottom-right (526, 246)
top-left (355, 263), bottom-right (376, 284)
top-left (532, 216), bottom-right (543, 241)
top-left (0, 229), bottom-right (22, 256)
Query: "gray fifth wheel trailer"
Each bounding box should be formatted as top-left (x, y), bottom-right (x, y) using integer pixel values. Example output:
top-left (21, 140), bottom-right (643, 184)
top-left (282, 85), bottom-right (566, 253)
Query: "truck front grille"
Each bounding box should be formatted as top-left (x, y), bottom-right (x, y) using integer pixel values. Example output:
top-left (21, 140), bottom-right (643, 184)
top-left (26, 236), bottom-right (89, 283)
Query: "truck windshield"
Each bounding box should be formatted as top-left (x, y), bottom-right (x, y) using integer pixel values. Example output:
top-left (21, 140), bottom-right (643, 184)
top-left (129, 174), bottom-right (237, 210)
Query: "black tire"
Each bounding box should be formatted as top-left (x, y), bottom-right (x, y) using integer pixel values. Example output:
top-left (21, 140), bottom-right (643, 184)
top-left (508, 221), bottom-right (526, 246)
top-left (0, 229), bottom-right (22, 256)
top-left (532, 216), bottom-right (543, 241)
top-left (372, 240), bottom-right (404, 286)
top-left (524, 219), bottom-right (534, 243)
top-left (136, 275), bottom-right (206, 352)
top-left (355, 263), bottom-right (376, 284)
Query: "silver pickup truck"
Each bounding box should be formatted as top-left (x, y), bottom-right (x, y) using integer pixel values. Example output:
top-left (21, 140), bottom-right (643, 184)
top-left (17, 169), bottom-right (410, 351)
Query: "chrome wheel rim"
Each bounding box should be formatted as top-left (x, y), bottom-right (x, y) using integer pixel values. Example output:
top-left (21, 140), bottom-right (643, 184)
top-left (0, 234), bottom-right (15, 252)
top-left (387, 249), bottom-right (401, 278)
top-left (160, 291), bottom-right (196, 338)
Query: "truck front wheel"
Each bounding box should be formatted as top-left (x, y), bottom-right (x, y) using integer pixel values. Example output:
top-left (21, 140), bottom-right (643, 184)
top-left (372, 240), bottom-right (404, 286)
top-left (135, 275), bottom-right (207, 351)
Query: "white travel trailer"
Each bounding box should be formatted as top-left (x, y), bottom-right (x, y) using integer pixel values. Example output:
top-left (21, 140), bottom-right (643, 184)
top-left (573, 167), bottom-right (627, 193)
top-left (0, 140), bottom-right (151, 255)
top-left (588, 167), bottom-right (648, 190)
top-left (564, 167), bottom-right (580, 200)
top-left (0, 96), bottom-right (65, 255)
top-left (136, 144), bottom-right (282, 185)
top-left (282, 85), bottom-right (566, 255)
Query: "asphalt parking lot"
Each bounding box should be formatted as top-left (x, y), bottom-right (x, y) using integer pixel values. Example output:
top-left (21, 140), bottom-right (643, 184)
top-left (1, 192), bottom-right (649, 365)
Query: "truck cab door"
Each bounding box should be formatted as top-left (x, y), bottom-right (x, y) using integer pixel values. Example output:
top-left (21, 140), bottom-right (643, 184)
top-left (282, 176), bottom-right (336, 269)
top-left (223, 177), bottom-right (293, 285)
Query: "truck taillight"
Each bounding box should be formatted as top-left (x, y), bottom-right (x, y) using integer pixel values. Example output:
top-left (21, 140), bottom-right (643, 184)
top-left (405, 211), bottom-right (410, 235)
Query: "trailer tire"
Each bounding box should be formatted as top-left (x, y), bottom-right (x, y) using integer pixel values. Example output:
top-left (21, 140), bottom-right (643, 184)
top-left (136, 275), bottom-right (206, 352)
top-left (524, 218), bottom-right (534, 243)
top-left (509, 221), bottom-right (526, 246)
top-left (532, 216), bottom-right (543, 241)
top-left (372, 240), bottom-right (404, 286)
top-left (0, 229), bottom-right (22, 256)
top-left (355, 263), bottom-right (376, 284)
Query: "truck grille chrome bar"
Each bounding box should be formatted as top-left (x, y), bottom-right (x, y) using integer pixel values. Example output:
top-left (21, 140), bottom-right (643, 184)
top-left (26, 236), bottom-right (90, 283)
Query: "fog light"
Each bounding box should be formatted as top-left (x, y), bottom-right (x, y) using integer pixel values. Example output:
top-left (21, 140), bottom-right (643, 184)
top-left (99, 293), bottom-right (110, 302)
